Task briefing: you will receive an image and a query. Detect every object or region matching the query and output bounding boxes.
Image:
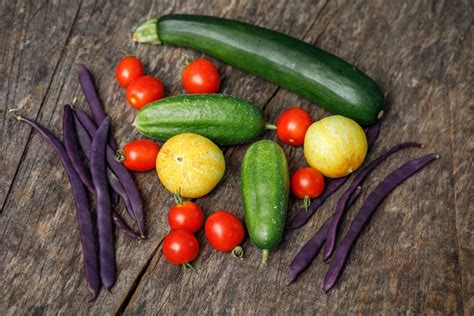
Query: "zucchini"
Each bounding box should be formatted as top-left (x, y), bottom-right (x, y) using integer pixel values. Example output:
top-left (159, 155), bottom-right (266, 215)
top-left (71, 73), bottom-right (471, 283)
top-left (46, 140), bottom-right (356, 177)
top-left (134, 15), bottom-right (385, 125)
top-left (133, 94), bottom-right (267, 145)
top-left (240, 140), bottom-right (289, 264)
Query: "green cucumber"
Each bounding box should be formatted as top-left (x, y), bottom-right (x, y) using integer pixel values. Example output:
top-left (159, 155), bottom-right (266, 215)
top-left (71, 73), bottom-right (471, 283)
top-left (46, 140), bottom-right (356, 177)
top-left (133, 94), bottom-right (267, 146)
top-left (240, 140), bottom-right (289, 265)
top-left (134, 15), bottom-right (385, 125)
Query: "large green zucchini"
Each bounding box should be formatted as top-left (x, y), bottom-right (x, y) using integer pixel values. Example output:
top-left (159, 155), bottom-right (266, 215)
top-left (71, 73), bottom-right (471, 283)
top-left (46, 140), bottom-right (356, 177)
top-left (134, 15), bottom-right (384, 125)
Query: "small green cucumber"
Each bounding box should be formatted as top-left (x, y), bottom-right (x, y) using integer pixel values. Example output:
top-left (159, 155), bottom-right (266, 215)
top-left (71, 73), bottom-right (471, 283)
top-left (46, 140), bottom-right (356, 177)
top-left (133, 94), bottom-right (268, 146)
top-left (240, 140), bottom-right (289, 265)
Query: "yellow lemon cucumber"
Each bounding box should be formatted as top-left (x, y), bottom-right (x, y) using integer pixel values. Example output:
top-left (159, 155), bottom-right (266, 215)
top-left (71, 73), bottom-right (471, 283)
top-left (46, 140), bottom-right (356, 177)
top-left (304, 115), bottom-right (367, 178)
top-left (156, 133), bottom-right (225, 198)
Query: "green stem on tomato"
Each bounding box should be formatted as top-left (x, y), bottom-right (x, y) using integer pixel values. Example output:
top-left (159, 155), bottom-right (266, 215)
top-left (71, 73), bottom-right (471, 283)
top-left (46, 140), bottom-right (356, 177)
top-left (231, 246), bottom-right (244, 260)
top-left (173, 188), bottom-right (183, 205)
top-left (302, 196), bottom-right (311, 212)
top-left (265, 123), bottom-right (277, 130)
top-left (182, 262), bottom-right (196, 273)
top-left (114, 149), bottom-right (125, 163)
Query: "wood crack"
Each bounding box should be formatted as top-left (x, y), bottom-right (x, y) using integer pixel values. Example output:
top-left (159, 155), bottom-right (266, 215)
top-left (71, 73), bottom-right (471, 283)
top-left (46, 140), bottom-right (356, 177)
top-left (115, 237), bottom-right (165, 315)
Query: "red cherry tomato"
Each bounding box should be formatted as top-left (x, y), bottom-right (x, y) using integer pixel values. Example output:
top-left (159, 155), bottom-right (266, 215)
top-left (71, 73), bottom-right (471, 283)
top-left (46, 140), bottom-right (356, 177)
top-left (162, 230), bottom-right (199, 265)
top-left (168, 201), bottom-right (204, 233)
top-left (126, 75), bottom-right (164, 110)
top-left (291, 167), bottom-right (325, 199)
top-left (276, 107), bottom-right (313, 146)
top-left (122, 139), bottom-right (160, 172)
top-left (116, 56), bottom-right (144, 88)
top-left (205, 211), bottom-right (245, 253)
top-left (182, 58), bottom-right (221, 94)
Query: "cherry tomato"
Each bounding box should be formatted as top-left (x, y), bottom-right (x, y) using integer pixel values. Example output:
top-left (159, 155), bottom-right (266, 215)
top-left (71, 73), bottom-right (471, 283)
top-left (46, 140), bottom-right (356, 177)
top-left (126, 75), bottom-right (164, 110)
top-left (162, 229), bottom-right (199, 265)
top-left (276, 107), bottom-right (313, 146)
top-left (168, 201), bottom-right (204, 233)
top-left (122, 139), bottom-right (160, 172)
top-left (182, 58), bottom-right (221, 94)
top-left (116, 56), bottom-right (144, 88)
top-left (291, 167), bottom-right (325, 199)
top-left (205, 211), bottom-right (245, 253)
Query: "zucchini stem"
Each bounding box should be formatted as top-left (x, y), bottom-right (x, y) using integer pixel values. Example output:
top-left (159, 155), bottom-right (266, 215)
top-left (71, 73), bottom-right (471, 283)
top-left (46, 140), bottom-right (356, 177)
top-left (133, 19), bottom-right (162, 44)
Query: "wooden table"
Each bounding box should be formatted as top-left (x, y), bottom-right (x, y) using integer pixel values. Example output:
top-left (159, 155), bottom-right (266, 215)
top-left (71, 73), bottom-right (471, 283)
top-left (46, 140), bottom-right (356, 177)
top-left (1, 0), bottom-right (472, 314)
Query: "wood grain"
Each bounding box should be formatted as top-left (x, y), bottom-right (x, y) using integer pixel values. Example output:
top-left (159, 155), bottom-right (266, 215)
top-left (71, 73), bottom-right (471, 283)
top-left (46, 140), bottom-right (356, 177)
top-left (0, 0), bottom-right (472, 315)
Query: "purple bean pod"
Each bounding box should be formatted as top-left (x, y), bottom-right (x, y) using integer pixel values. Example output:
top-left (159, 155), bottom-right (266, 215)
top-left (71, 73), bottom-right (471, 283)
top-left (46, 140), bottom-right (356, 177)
top-left (72, 112), bottom-right (140, 239)
top-left (11, 111), bottom-right (101, 299)
top-left (288, 187), bottom-right (361, 284)
top-left (286, 177), bottom-right (349, 230)
top-left (63, 105), bottom-right (95, 192)
top-left (91, 117), bottom-right (116, 289)
top-left (365, 120), bottom-right (381, 149)
top-left (323, 153), bottom-right (439, 292)
top-left (323, 142), bottom-right (422, 260)
top-left (78, 65), bottom-right (118, 150)
top-left (76, 110), bottom-right (146, 238)
top-left (286, 122), bottom-right (381, 230)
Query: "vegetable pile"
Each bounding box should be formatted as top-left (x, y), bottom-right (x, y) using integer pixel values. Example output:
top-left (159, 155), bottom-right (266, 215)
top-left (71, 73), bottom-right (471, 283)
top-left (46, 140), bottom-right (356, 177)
top-left (11, 13), bottom-right (440, 298)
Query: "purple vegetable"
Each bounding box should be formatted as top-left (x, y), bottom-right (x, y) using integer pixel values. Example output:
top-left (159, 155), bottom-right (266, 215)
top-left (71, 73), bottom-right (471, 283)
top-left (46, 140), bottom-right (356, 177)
top-left (286, 122), bottom-right (382, 230)
top-left (323, 153), bottom-right (439, 292)
top-left (72, 111), bottom-right (140, 239)
top-left (365, 120), bottom-right (381, 149)
top-left (288, 187), bottom-right (361, 284)
top-left (76, 110), bottom-right (146, 238)
top-left (323, 142), bottom-right (422, 260)
top-left (286, 177), bottom-right (349, 230)
top-left (91, 117), bottom-right (116, 289)
top-left (63, 105), bottom-right (95, 192)
top-left (10, 110), bottom-right (101, 299)
top-left (78, 65), bottom-right (117, 150)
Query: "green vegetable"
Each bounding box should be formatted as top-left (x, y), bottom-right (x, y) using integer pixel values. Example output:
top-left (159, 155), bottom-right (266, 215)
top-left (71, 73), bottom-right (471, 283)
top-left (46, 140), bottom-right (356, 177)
top-left (240, 140), bottom-right (289, 265)
top-left (134, 94), bottom-right (267, 146)
top-left (134, 15), bottom-right (385, 125)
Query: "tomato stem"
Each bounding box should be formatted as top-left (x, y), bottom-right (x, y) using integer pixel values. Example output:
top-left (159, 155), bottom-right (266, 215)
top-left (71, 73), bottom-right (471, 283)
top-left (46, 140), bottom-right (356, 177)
top-left (173, 188), bottom-right (183, 205)
top-left (265, 123), bottom-right (277, 130)
top-left (302, 196), bottom-right (311, 212)
top-left (182, 262), bottom-right (197, 273)
top-left (231, 246), bottom-right (244, 260)
top-left (114, 150), bottom-right (126, 163)
top-left (181, 55), bottom-right (193, 67)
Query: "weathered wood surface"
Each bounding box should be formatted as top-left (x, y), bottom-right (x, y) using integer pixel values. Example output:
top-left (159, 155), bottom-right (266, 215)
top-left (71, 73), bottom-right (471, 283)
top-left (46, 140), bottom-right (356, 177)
top-left (0, 0), bottom-right (472, 315)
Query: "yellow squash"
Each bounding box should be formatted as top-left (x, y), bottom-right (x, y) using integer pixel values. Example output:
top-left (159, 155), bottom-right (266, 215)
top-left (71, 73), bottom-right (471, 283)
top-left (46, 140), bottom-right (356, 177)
top-left (304, 115), bottom-right (367, 178)
top-left (156, 133), bottom-right (225, 198)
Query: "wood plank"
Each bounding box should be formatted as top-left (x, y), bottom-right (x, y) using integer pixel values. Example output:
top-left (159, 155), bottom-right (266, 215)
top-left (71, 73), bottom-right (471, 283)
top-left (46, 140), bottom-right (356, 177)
top-left (0, 0), bottom-right (82, 211)
top-left (122, 0), bottom-right (472, 315)
top-left (0, 0), bottom-right (472, 314)
top-left (0, 0), bottom-right (327, 314)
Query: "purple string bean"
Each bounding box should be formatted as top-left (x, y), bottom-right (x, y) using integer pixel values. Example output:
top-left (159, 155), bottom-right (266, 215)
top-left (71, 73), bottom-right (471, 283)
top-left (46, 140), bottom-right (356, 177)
top-left (91, 117), bottom-right (116, 289)
top-left (71, 111), bottom-right (140, 239)
top-left (323, 142), bottom-right (422, 260)
top-left (78, 65), bottom-right (118, 150)
top-left (288, 186), bottom-right (361, 284)
top-left (323, 153), bottom-right (439, 292)
top-left (10, 110), bottom-right (101, 299)
top-left (75, 110), bottom-right (145, 238)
